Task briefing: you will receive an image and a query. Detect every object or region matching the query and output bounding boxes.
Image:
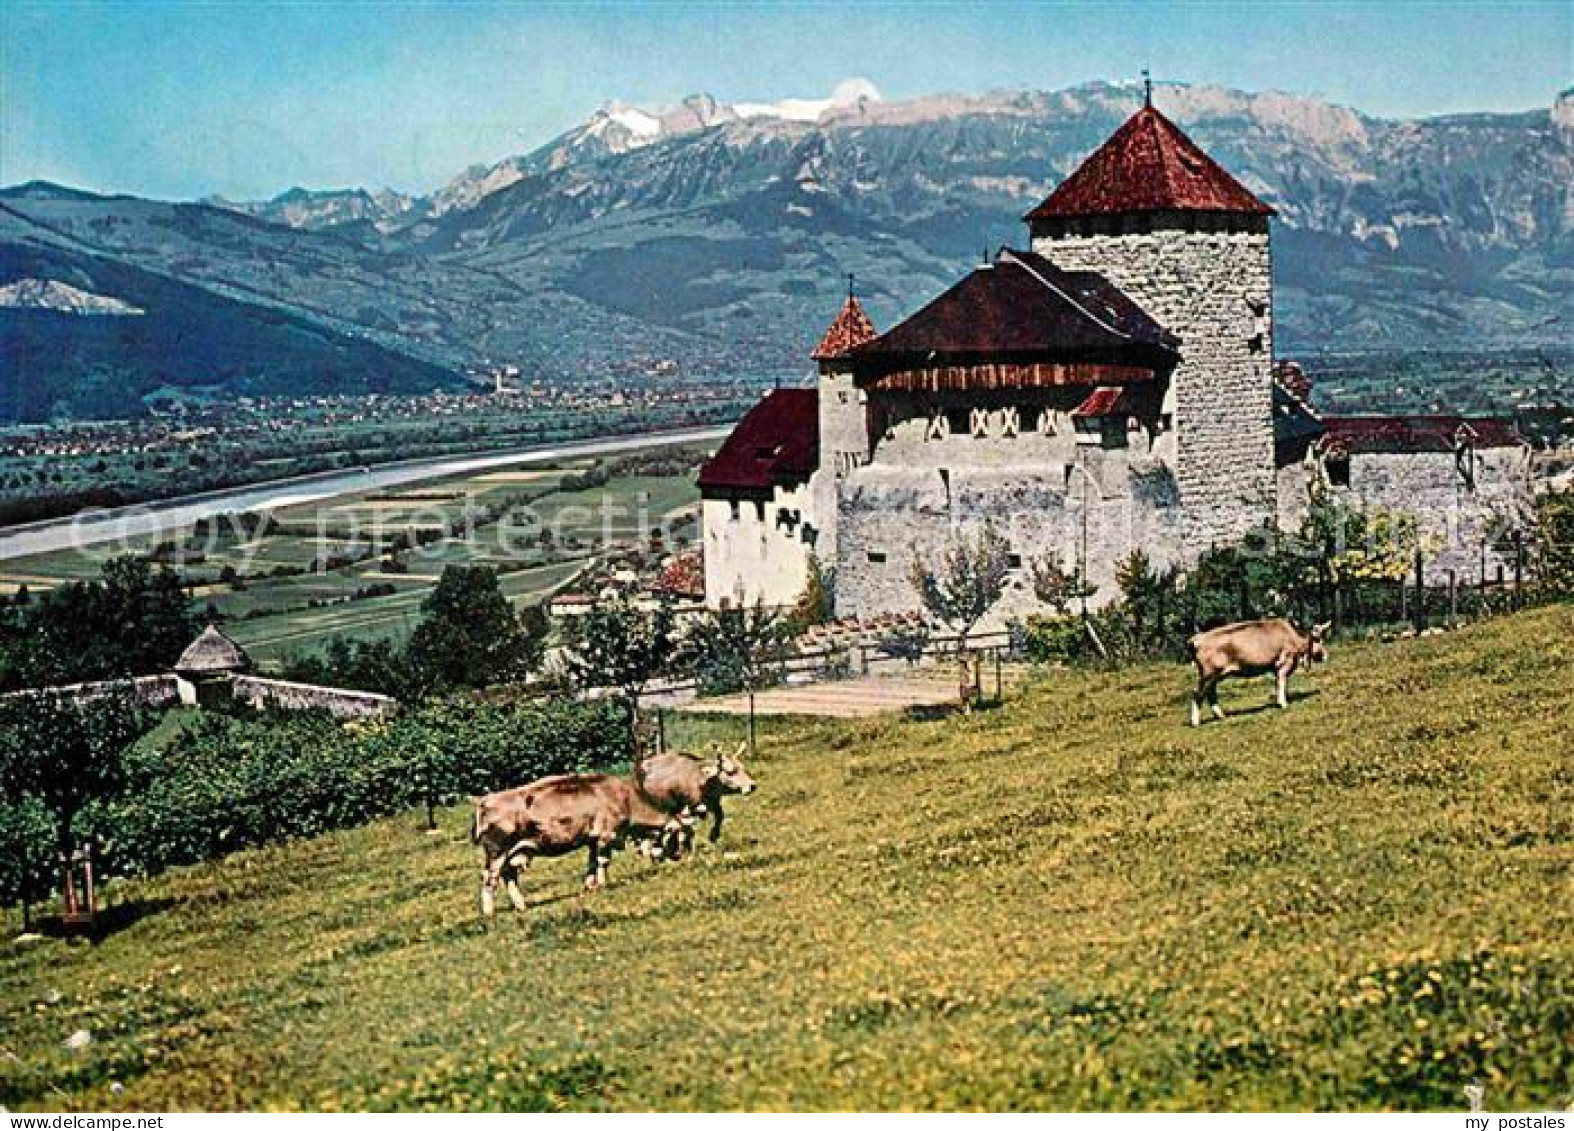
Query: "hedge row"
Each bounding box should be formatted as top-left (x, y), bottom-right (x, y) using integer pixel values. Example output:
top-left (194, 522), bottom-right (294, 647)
top-left (1, 696), bottom-right (627, 904)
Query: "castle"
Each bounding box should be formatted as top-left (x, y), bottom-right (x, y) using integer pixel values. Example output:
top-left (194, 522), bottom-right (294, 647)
top-left (699, 97), bottom-right (1533, 618)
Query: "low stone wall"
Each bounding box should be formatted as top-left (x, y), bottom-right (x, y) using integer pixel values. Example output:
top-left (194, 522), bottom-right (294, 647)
top-left (0, 674), bottom-right (181, 708)
top-left (231, 675), bottom-right (397, 720)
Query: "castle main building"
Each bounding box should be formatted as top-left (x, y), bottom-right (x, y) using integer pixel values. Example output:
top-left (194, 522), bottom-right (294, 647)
top-left (699, 98), bottom-right (1531, 617)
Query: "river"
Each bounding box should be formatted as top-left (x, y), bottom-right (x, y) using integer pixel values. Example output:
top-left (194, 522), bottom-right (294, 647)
top-left (0, 424), bottom-right (731, 562)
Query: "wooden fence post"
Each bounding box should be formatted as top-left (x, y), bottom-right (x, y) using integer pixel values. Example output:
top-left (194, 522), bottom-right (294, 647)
top-left (1513, 531), bottom-right (1524, 608)
top-left (1413, 547), bottom-right (1426, 632)
top-left (1448, 569), bottom-right (1457, 625)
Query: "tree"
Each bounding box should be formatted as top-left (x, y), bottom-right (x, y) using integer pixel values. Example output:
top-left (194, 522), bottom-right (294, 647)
top-left (0, 688), bottom-right (153, 881)
top-left (559, 595), bottom-right (676, 754)
top-left (0, 556), bottom-right (196, 691)
top-left (405, 566), bottom-right (542, 695)
top-left (1031, 552), bottom-right (1096, 616)
top-left (683, 601), bottom-right (789, 753)
top-left (1532, 487), bottom-right (1574, 599)
top-left (281, 636), bottom-right (418, 700)
top-left (786, 552), bottom-right (834, 634)
top-left (0, 800), bottom-right (54, 931)
top-left (910, 523), bottom-right (1012, 710)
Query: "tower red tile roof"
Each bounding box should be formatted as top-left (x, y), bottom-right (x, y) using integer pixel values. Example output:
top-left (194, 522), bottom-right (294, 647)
top-left (1026, 104), bottom-right (1273, 220)
top-left (811, 295), bottom-right (878, 360)
top-left (697, 388), bottom-right (819, 495)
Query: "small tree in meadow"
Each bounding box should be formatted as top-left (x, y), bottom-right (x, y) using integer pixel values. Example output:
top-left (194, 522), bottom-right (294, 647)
top-left (559, 595), bottom-right (676, 755)
top-left (910, 523), bottom-right (1012, 710)
top-left (683, 601), bottom-right (789, 753)
top-left (786, 552), bottom-right (835, 634)
top-left (0, 688), bottom-right (153, 888)
top-left (1031, 552), bottom-right (1096, 616)
top-left (406, 565), bottom-right (543, 695)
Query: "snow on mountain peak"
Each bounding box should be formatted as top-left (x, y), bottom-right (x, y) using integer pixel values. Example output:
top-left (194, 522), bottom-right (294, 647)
top-left (735, 77), bottom-right (883, 122)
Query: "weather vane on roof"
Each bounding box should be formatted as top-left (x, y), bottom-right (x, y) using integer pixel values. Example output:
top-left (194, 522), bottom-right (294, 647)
top-left (1142, 67), bottom-right (1152, 107)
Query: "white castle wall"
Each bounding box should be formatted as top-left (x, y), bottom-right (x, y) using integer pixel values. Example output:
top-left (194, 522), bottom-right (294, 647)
top-left (1032, 216), bottom-right (1276, 555)
top-left (702, 477), bottom-right (818, 609)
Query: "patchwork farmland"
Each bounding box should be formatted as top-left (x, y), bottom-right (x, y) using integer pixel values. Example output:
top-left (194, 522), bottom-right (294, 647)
top-left (0, 450), bottom-right (707, 666)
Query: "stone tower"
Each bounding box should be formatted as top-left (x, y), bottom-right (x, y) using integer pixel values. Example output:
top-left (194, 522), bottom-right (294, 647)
top-left (1026, 99), bottom-right (1276, 553)
top-left (810, 292), bottom-right (877, 565)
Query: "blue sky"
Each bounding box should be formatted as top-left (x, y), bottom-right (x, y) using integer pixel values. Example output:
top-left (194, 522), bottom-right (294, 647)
top-left (3, 1), bottom-right (1569, 201)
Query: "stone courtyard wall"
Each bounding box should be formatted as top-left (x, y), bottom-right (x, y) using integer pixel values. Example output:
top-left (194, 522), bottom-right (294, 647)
top-left (231, 675), bottom-right (397, 720)
top-left (1277, 445), bottom-right (1534, 583)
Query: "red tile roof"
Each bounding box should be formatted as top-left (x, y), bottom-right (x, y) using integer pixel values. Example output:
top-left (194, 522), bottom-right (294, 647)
top-left (851, 248), bottom-right (1176, 363)
top-left (811, 295), bottom-right (878, 360)
top-left (1026, 104), bottom-right (1273, 220)
top-left (1071, 386), bottom-right (1134, 418)
top-left (697, 388), bottom-right (819, 495)
top-left (1320, 416), bottom-right (1524, 456)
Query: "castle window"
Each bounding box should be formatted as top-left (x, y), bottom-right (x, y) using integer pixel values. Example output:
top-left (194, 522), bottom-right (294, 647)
top-left (1326, 456), bottom-right (1351, 487)
top-left (1006, 552), bottom-right (1023, 570)
top-left (866, 550), bottom-right (887, 564)
top-left (970, 407), bottom-right (990, 438)
top-left (728, 500), bottom-right (741, 521)
top-left (1000, 406), bottom-right (1021, 438)
top-left (945, 407), bottom-right (969, 436)
top-left (1019, 406), bottom-right (1039, 433)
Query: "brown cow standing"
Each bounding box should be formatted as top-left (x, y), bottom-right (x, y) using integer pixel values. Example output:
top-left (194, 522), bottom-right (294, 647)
top-left (1187, 618), bottom-right (1329, 726)
top-left (634, 742), bottom-right (757, 859)
top-left (471, 773), bottom-right (674, 916)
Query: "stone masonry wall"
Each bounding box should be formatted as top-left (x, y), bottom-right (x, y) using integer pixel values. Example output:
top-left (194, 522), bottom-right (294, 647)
top-left (1033, 220), bottom-right (1276, 556)
top-left (1278, 445), bottom-right (1534, 583)
top-left (232, 675), bottom-right (397, 720)
top-left (835, 438), bottom-right (1184, 624)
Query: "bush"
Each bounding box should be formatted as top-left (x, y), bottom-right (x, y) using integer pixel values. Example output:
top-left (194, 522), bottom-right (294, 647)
top-left (92, 697), bottom-right (627, 878)
top-left (1532, 488), bottom-right (1574, 599)
top-left (0, 799), bottom-right (55, 921)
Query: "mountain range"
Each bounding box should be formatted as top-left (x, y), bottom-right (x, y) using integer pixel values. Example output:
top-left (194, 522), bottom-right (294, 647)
top-left (3, 79), bottom-right (1571, 421)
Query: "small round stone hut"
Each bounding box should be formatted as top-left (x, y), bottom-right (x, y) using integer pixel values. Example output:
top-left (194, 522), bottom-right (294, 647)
top-left (173, 624), bottom-right (250, 708)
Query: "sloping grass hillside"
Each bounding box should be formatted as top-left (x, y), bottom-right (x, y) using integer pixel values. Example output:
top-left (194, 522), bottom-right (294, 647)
top-left (2, 606), bottom-right (1570, 1111)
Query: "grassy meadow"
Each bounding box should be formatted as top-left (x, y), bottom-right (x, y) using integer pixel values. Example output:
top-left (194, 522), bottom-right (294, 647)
top-left (1, 606), bottom-right (1570, 1111)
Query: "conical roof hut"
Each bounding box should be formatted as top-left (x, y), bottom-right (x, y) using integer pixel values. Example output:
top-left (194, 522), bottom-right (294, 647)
top-left (174, 625), bottom-right (250, 677)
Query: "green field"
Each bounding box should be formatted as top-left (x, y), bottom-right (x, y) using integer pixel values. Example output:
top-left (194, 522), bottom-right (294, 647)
top-left (2, 606), bottom-right (1569, 1110)
top-left (0, 454), bottom-right (705, 667)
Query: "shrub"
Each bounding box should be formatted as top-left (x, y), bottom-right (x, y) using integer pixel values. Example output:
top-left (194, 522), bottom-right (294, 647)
top-left (0, 799), bottom-right (55, 924)
top-left (1532, 488), bottom-right (1574, 599)
top-left (93, 697), bottom-right (627, 878)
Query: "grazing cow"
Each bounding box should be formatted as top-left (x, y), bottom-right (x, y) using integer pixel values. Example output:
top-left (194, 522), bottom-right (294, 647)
top-left (634, 742), bottom-right (757, 858)
top-left (471, 773), bottom-right (673, 916)
top-left (1187, 618), bottom-right (1330, 726)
